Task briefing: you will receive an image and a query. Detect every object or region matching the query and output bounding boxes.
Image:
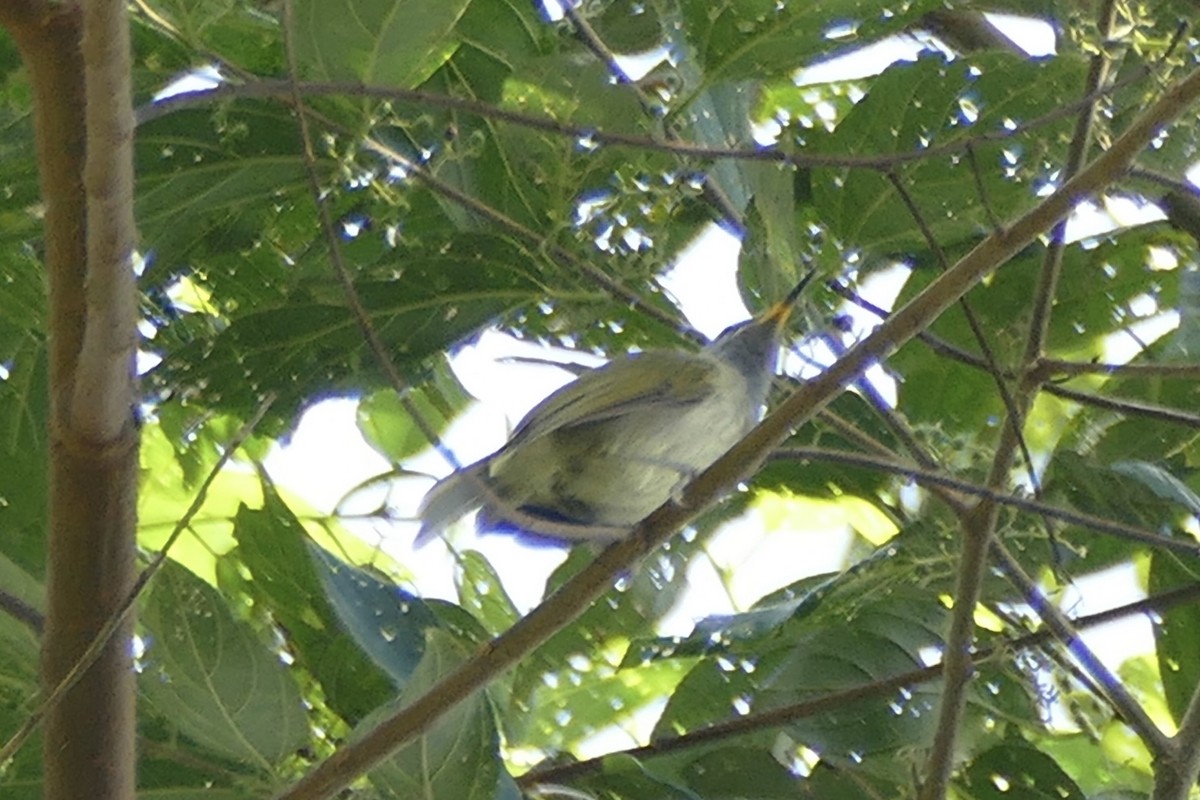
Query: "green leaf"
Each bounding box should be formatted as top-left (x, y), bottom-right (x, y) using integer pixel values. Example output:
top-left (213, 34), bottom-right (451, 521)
top-left (140, 560), bottom-right (309, 767)
top-left (137, 421), bottom-right (261, 586)
top-left (0, 553), bottom-right (42, 789)
top-left (0, 333), bottom-right (48, 578)
top-left (0, 251), bottom-right (45, 339)
top-left (812, 54), bottom-right (1087, 256)
top-left (1076, 347), bottom-right (1200, 467)
top-left (589, 0), bottom-right (664, 53)
top-left (1149, 552), bottom-right (1200, 728)
top-left (1046, 453), bottom-right (1189, 534)
top-left (758, 391), bottom-right (902, 501)
top-left (962, 743), bottom-right (1086, 800)
top-left (292, 0), bottom-right (470, 87)
top-left (160, 233), bottom-right (541, 422)
top-left (1171, 266), bottom-right (1200, 357)
top-left (308, 543), bottom-right (438, 688)
top-left (674, 81), bottom-right (757, 215)
top-left (456, 549), bottom-right (521, 636)
top-left (136, 0), bottom-right (283, 75)
top-left (518, 650), bottom-right (690, 756)
top-left (892, 229), bottom-right (1170, 432)
top-left (740, 162), bottom-right (804, 300)
top-left (1034, 732), bottom-right (1153, 797)
top-left (364, 629), bottom-right (505, 800)
top-left (757, 598), bottom-right (946, 759)
top-left (678, 0), bottom-right (944, 84)
top-left (1111, 460), bottom-right (1200, 516)
top-left (232, 499), bottom-right (396, 724)
top-left (356, 359), bottom-right (472, 462)
top-left (675, 747), bottom-right (798, 798)
top-left (574, 754), bottom-right (701, 800)
top-left (510, 547), bottom-right (652, 706)
top-left (136, 103), bottom-right (311, 273)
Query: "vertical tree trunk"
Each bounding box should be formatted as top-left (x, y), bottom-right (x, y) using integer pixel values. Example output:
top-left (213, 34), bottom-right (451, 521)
top-left (3, 2), bottom-right (139, 798)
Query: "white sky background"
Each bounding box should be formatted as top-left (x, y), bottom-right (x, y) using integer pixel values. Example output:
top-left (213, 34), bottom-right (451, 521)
top-left (257, 12), bottom-right (1182, 752)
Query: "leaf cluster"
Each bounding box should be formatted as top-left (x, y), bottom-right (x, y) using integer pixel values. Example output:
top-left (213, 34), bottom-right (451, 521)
top-left (1, 0), bottom-right (1200, 798)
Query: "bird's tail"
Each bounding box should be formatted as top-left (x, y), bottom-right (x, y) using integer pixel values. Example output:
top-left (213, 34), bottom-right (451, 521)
top-left (415, 463), bottom-right (488, 546)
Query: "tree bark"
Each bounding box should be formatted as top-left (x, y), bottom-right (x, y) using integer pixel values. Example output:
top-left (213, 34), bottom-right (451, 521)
top-left (2, 1), bottom-right (139, 798)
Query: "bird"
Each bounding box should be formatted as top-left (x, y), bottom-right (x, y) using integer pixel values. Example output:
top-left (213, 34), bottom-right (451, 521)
top-left (416, 274), bottom-right (813, 545)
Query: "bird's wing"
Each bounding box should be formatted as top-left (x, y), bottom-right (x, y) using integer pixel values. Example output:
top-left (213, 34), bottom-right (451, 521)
top-left (508, 350), bottom-right (717, 444)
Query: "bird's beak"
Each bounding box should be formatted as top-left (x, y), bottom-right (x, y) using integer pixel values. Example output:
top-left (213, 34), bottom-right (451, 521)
top-left (760, 270), bottom-right (817, 328)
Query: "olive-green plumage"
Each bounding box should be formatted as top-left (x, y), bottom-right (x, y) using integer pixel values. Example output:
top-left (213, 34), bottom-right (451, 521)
top-left (417, 275), bottom-right (812, 544)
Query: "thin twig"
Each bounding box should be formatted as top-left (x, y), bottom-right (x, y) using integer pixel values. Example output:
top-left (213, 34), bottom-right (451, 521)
top-left (280, 6), bottom-right (458, 467)
top-left (1042, 383), bottom-right (1200, 427)
top-left (992, 541), bottom-right (1170, 755)
top-left (516, 582), bottom-right (1200, 787)
top-left (834, 283), bottom-right (1200, 427)
top-left (1035, 357), bottom-right (1200, 379)
top-left (966, 141), bottom-right (1004, 233)
top-left (1129, 166), bottom-right (1200, 198)
top-left (920, 1), bottom-right (1121, 792)
top-left (813, 408), bottom-right (968, 515)
top-left (0, 395), bottom-right (276, 766)
top-left (0, 588), bottom-right (43, 635)
top-left (884, 171), bottom-right (1044, 497)
top-left (773, 447), bottom-right (1199, 556)
top-left (813, 333), bottom-right (973, 514)
top-left (134, 73), bottom-right (1152, 172)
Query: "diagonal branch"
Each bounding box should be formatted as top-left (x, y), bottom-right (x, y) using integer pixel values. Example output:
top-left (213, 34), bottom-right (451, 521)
top-left (992, 542), bottom-right (1171, 753)
top-left (274, 57), bottom-right (1200, 800)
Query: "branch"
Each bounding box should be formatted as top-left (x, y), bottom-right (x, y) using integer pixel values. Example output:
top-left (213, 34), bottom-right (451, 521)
top-left (274, 56), bottom-right (1200, 800)
top-left (1041, 383), bottom-right (1200, 428)
top-left (0, 396), bottom-right (275, 768)
top-left (1035, 357), bottom-right (1200, 379)
top-left (772, 448), bottom-right (1200, 557)
top-left (992, 542), bottom-right (1170, 755)
top-left (835, 283), bottom-right (1200, 429)
top-left (885, 170), bottom-right (1044, 499)
top-left (1155, 674), bottom-right (1200, 799)
top-left (135, 76), bottom-right (1147, 172)
top-left (920, 4), bottom-right (1128, 793)
top-left (516, 582), bottom-right (1200, 787)
top-left (0, 587), bottom-right (43, 635)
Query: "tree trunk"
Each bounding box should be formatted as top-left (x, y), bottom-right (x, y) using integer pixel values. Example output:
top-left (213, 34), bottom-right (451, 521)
top-left (3, 2), bottom-right (139, 798)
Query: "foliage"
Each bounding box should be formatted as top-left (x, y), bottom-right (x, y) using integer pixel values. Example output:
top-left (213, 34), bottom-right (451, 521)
top-left (1, 1), bottom-right (1199, 799)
